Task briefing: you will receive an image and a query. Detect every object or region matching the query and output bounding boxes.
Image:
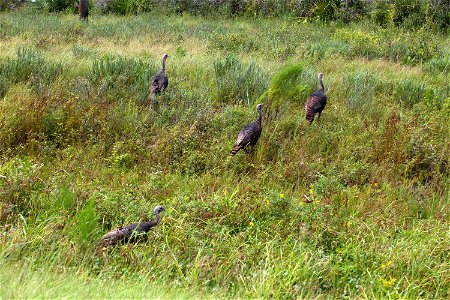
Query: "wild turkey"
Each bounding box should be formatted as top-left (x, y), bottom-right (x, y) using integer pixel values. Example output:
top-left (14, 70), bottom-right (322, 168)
top-left (100, 205), bottom-right (165, 247)
top-left (230, 104), bottom-right (263, 156)
top-left (305, 73), bottom-right (327, 124)
top-left (148, 54), bottom-right (169, 106)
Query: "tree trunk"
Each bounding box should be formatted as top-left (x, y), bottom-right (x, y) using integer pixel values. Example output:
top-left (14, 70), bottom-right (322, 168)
top-left (79, 0), bottom-right (88, 20)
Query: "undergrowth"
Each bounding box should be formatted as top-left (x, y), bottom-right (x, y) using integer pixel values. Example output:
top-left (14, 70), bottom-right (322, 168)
top-left (0, 10), bottom-right (449, 299)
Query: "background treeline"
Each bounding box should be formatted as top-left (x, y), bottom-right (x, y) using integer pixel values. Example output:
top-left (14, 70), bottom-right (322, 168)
top-left (2, 0), bottom-right (449, 32)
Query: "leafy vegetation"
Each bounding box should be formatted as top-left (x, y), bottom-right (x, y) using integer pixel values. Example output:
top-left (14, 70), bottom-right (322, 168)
top-left (0, 9), bottom-right (449, 299)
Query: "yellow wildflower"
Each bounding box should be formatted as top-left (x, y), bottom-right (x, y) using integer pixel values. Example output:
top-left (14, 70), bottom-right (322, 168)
top-left (280, 193), bottom-right (284, 198)
top-left (382, 277), bottom-right (396, 288)
top-left (381, 261), bottom-right (393, 269)
top-left (249, 221), bottom-right (254, 226)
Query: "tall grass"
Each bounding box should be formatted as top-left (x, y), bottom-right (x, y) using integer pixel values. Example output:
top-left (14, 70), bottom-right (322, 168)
top-left (214, 55), bottom-right (268, 105)
top-left (0, 260), bottom-right (205, 299)
top-left (0, 10), bottom-right (449, 299)
top-left (0, 47), bottom-right (63, 97)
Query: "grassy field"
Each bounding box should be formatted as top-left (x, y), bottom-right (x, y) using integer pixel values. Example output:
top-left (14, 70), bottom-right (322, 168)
top-left (0, 261), bottom-right (206, 299)
top-left (0, 8), bottom-right (449, 298)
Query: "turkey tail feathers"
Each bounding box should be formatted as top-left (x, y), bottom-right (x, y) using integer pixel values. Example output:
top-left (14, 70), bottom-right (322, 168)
top-left (230, 145), bottom-right (241, 156)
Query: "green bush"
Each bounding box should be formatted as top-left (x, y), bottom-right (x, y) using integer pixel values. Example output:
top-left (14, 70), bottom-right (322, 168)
top-left (425, 0), bottom-right (450, 32)
top-left (0, 76), bottom-right (10, 98)
top-left (392, 0), bottom-right (423, 25)
top-left (108, 0), bottom-right (151, 15)
top-left (335, 0), bottom-right (367, 22)
top-left (260, 63), bottom-right (305, 108)
top-left (160, 0), bottom-right (214, 15)
top-left (370, 0), bottom-right (392, 27)
top-left (308, 0), bottom-right (339, 22)
top-left (306, 40), bottom-right (350, 60)
top-left (335, 27), bottom-right (381, 59)
top-left (0, 156), bottom-right (43, 217)
top-left (390, 0), bottom-right (449, 31)
top-left (45, 0), bottom-right (77, 12)
top-left (0, 0), bottom-right (29, 11)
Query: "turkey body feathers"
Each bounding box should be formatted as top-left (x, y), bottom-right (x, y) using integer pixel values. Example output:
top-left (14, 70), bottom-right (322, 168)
top-left (148, 54), bottom-right (168, 103)
top-left (305, 73), bottom-right (327, 124)
top-left (230, 121), bottom-right (262, 155)
top-left (230, 104), bottom-right (263, 156)
top-left (149, 71), bottom-right (168, 99)
top-left (305, 93), bottom-right (327, 123)
top-left (100, 206), bottom-right (164, 247)
top-left (101, 217), bottom-right (160, 246)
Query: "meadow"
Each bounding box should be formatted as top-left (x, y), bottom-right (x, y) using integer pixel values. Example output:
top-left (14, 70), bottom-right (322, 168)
top-left (0, 7), bottom-right (449, 298)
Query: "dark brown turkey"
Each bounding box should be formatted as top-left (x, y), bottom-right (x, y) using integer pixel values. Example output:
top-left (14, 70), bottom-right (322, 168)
top-left (305, 73), bottom-right (327, 124)
top-left (100, 205), bottom-right (165, 247)
top-left (230, 103), bottom-right (263, 156)
top-left (148, 54), bottom-right (169, 106)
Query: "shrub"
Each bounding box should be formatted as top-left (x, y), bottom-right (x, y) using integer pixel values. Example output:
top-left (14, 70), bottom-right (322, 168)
top-left (312, 175), bottom-right (343, 200)
top-left (71, 44), bottom-right (96, 59)
top-left (335, 28), bottom-right (381, 59)
top-left (335, 0), bottom-right (367, 22)
top-left (0, 86), bottom-right (46, 149)
top-left (108, 0), bottom-right (151, 15)
top-left (370, 0), bottom-right (392, 27)
top-left (45, 0), bottom-right (77, 12)
top-left (425, 0), bottom-right (450, 32)
top-left (306, 40), bottom-right (350, 60)
top-left (259, 63), bottom-right (305, 105)
top-left (0, 76), bottom-right (10, 99)
top-left (392, 0), bottom-right (423, 25)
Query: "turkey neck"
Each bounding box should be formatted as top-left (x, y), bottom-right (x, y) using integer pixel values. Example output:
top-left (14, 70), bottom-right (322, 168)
top-left (138, 213), bottom-right (161, 232)
top-left (256, 109), bottom-right (262, 126)
top-left (162, 56), bottom-right (167, 73)
top-left (319, 78), bottom-right (324, 92)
